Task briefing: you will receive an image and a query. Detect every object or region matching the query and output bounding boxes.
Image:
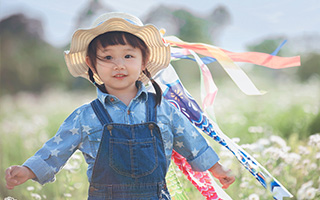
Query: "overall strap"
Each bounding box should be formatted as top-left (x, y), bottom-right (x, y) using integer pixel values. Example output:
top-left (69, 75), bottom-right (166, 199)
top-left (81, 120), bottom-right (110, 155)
top-left (147, 92), bottom-right (157, 123)
top-left (90, 99), bottom-right (113, 125)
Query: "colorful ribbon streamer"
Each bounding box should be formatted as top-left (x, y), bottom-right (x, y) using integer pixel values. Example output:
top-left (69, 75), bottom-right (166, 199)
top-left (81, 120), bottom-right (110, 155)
top-left (152, 35), bottom-right (300, 199)
top-left (164, 36), bottom-right (301, 96)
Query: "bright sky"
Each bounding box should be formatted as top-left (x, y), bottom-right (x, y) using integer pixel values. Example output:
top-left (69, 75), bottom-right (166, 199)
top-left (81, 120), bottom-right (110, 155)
top-left (1, 0), bottom-right (320, 52)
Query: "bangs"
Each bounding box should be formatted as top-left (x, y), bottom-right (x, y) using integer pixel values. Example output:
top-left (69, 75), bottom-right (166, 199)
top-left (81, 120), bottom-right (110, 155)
top-left (87, 31), bottom-right (150, 67)
top-left (98, 31), bottom-right (146, 49)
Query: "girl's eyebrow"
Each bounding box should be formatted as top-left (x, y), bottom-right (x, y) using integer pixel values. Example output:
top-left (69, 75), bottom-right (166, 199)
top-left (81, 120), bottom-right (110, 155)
top-left (99, 47), bottom-right (137, 53)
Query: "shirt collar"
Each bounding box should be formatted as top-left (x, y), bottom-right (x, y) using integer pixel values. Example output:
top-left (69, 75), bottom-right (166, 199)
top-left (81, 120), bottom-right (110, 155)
top-left (96, 81), bottom-right (148, 105)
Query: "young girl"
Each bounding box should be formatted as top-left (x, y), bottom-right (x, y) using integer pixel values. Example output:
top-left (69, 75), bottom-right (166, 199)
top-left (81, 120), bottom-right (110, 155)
top-left (5, 12), bottom-right (235, 199)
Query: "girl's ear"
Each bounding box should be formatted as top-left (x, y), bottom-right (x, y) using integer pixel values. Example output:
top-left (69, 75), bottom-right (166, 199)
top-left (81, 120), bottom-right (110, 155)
top-left (85, 56), bottom-right (97, 74)
top-left (141, 58), bottom-right (149, 71)
top-left (141, 64), bottom-right (146, 71)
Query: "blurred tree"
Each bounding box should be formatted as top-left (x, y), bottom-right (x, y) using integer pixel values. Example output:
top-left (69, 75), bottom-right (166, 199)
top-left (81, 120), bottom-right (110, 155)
top-left (246, 37), bottom-right (289, 56)
top-left (309, 110), bottom-right (320, 135)
top-left (207, 5), bottom-right (231, 43)
top-left (297, 53), bottom-right (320, 82)
top-left (144, 5), bottom-right (231, 87)
top-left (75, 0), bottom-right (112, 29)
top-left (245, 37), bottom-right (300, 81)
top-left (145, 5), bottom-right (231, 45)
top-left (0, 14), bottom-right (70, 95)
top-left (144, 5), bottom-right (180, 36)
top-left (173, 9), bottom-right (211, 43)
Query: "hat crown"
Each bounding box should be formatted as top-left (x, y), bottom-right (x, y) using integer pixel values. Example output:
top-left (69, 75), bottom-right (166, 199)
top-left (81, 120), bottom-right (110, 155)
top-left (92, 12), bottom-right (143, 28)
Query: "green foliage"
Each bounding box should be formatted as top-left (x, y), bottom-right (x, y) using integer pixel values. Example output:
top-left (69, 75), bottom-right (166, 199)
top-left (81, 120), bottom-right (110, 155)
top-left (173, 10), bottom-right (212, 43)
top-left (0, 14), bottom-right (71, 95)
top-left (0, 14), bottom-right (94, 95)
top-left (297, 53), bottom-right (320, 82)
top-left (247, 37), bottom-right (288, 56)
top-left (309, 111), bottom-right (320, 135)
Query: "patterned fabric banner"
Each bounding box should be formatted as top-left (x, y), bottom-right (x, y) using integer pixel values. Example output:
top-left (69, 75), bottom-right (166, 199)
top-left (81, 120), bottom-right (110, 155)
top-left (154, 63), bottom-right (294, 199)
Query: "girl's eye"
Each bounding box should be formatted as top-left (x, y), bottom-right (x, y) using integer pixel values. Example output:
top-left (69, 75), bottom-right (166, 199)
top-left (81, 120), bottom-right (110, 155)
top-left (105, 56), bottom-right (112, 60)
top-left (125, 55), bottom-right (133, 59)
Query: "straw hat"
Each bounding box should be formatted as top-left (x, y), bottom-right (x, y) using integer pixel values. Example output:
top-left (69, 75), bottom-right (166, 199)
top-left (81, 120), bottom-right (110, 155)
top-left (64, 12), bottom-right (171, 85)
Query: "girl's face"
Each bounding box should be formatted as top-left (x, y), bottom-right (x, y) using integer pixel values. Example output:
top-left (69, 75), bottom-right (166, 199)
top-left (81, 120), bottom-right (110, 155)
top-left (87, 42), bottom-right (145, 96)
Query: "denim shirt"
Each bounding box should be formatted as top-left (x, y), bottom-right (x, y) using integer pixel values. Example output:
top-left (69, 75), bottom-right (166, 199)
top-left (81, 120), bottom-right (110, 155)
top-left (23, 82), bottom-right (219, 185)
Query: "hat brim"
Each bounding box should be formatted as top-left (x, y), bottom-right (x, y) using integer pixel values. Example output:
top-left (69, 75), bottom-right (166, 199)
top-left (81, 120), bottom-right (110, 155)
top-left (64, 18), bottom-right (171, 85)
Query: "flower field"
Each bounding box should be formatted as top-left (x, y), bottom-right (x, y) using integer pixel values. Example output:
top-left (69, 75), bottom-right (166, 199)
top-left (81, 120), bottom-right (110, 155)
top-left (1, 75), bottom-right (319, 200)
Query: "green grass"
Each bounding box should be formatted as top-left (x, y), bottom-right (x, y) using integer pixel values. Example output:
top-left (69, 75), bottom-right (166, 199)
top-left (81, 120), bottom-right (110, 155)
top-left (1, 77), bottom-right (319, 199)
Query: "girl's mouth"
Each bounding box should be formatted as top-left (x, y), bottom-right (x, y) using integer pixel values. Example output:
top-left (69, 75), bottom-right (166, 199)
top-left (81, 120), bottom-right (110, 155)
top-left (114, 74), bottom-right (127, 78)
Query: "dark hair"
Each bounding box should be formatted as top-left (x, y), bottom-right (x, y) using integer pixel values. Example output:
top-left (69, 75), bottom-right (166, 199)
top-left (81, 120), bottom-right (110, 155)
top-left (87, 31), bottom-right (162, 106)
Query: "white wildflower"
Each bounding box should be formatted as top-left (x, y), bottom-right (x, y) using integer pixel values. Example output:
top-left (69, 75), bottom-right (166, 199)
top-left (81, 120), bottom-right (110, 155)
top-left (257, 138), bottom-right (270, 147)
top-left (270, 135), bottom-right (287, 148)
top-left (240, 181), bottom-right (249, 189)
top-left (74, 182), bottom-right (83, 189)
top-left (309, 163), bottom-right (317, 170)
top-left (31, 193), bottom-right (42, 200)
top-left (232, 137), bottom-right (240, 143)
top-left (281, 146), bottom-right (291, 153)
top-left (305, 187), bottom-right (317, 199)
top-left (253, 153), bottom-right (260, 158)
top-left (302, 159), bottom-right (311, 166)
top-left (71, 151), bottom-right (82, 160)
top-left (248, 126), bottom-right (264, 133)
top-left (27, 186), bottom-right (35, 191)
top-left (240, 143), bottom-right (261, 152)
top-left (63, 162), bottom-right (78, 173)
top-left (308, 133), bottom-right (320, 147)
top-left (298, 145), bottom-right (310, 155)
top-left (240, 143), bottom-right (253, 150)
top-left (262, 147), bottom-right (282, 160)
top-left (4, 197), bottom-right (17, 200)
top-left (64, 193), bottom-right (72, 197)
top-left (283, 153), bottom-right (301, 165)
top-left (297, 181), bottom-right (314, 200)
top-left (248, 193), bottom-right (260, 200)
top-left (315, 152), bottom-right (320, 159)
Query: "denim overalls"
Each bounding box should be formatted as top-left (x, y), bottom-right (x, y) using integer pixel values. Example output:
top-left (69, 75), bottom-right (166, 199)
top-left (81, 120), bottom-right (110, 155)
top-left (88, 93), bottom-right (170, 200)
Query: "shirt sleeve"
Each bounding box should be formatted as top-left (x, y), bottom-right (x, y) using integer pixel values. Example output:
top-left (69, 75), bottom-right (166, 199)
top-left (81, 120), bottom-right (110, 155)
top-left (23, 108), bottom-right (82, 185)
top-left (162, 99), bottom-right (219, 172)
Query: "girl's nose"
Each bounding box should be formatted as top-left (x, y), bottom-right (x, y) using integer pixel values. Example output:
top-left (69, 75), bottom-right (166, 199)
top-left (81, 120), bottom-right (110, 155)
top-left (113, 58), bottom-right (125, 69)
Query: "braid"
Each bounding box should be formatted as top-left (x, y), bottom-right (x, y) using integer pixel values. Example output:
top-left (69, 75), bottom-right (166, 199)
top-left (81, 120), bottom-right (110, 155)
top-left (88, 68), bottom-right (107, 93)
top-left (143, 69), bottom-right (162, 107)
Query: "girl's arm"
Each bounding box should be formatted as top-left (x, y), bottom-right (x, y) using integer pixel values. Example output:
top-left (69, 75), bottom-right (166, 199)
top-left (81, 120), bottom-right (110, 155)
top-left (5, 107), bottom-right (85, 187)
top-left (209, 162), bottom-right (235, 189)
top-left (5, 165), bottom-right (36, 190)
top-left (160, 99), bottom-right (235, 188)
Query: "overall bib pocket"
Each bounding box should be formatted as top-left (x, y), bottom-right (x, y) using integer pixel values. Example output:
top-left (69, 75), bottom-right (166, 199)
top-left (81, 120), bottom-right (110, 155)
top-left (87, 127), bottom-right (103, 156)
top-left (109, 137), bottom-right (158, 178)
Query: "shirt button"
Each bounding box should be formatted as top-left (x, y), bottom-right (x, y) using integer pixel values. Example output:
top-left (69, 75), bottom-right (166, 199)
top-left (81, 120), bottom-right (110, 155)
top-left (127, 110), bottom-right (130, 115)
top-left (110, 97), bottom-right (115, 102)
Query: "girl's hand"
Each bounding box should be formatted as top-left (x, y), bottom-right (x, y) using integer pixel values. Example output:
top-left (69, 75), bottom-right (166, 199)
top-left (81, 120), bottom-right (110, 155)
top-left (209, 162), bottom-right (235, 189)
top-left (5, 165), bottom-right (36, 190)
